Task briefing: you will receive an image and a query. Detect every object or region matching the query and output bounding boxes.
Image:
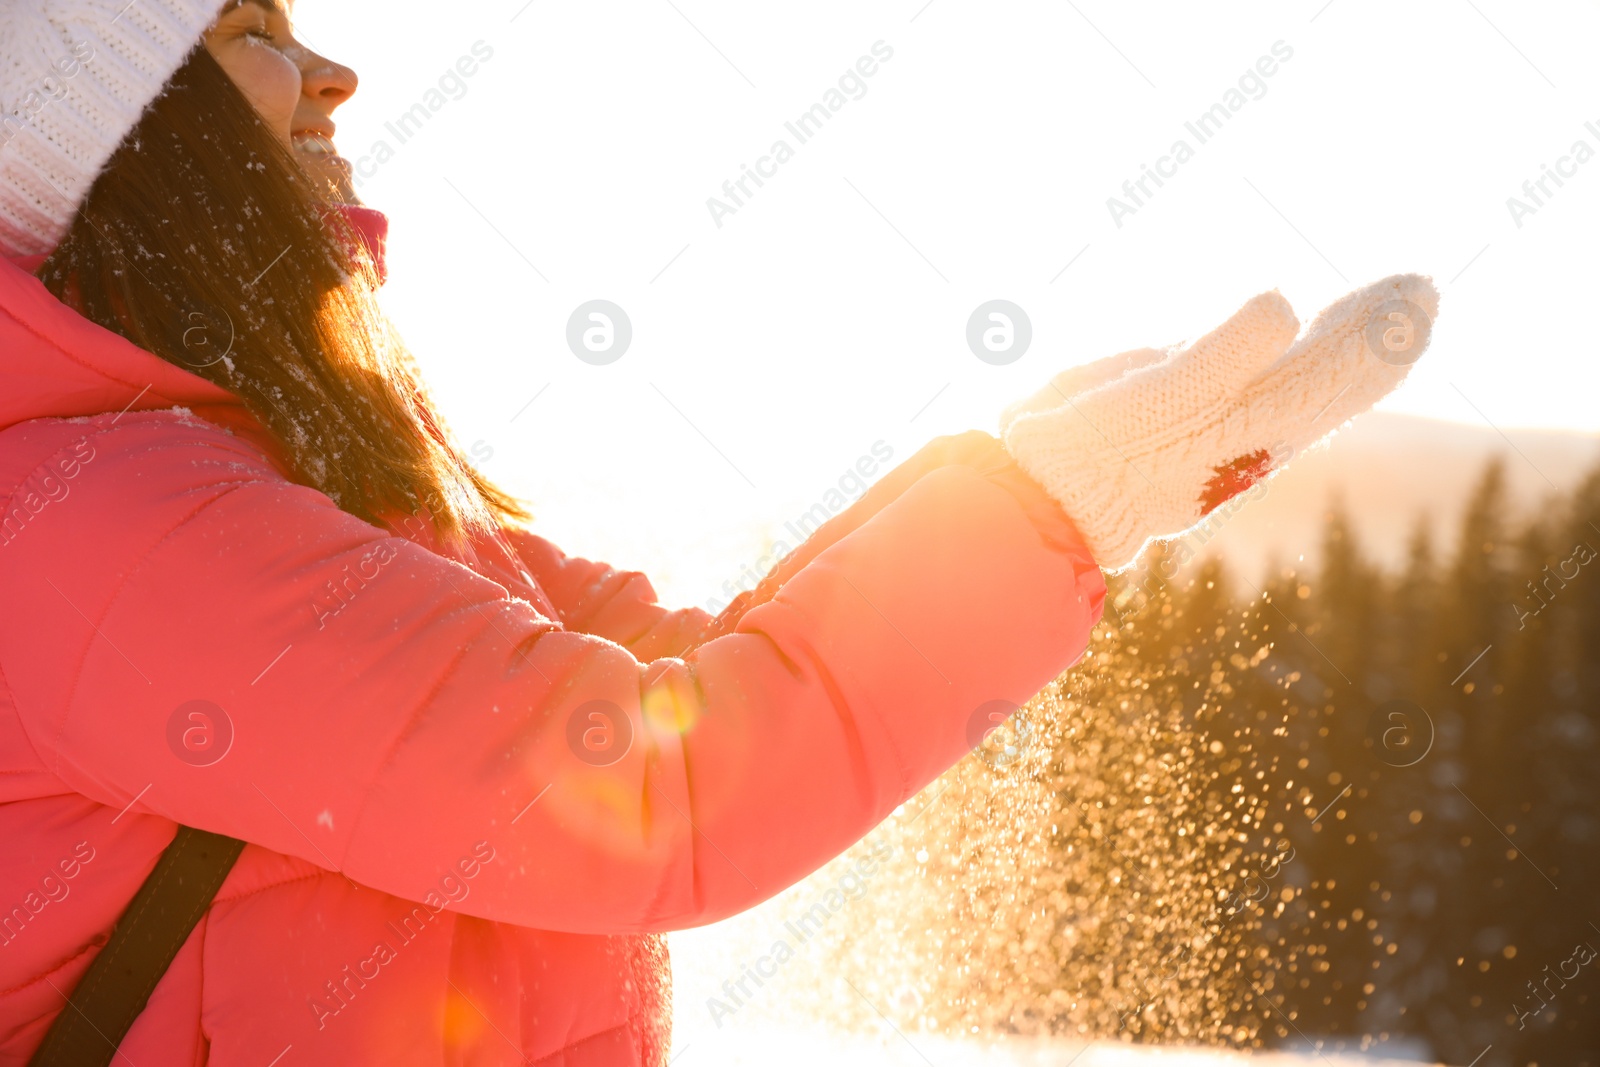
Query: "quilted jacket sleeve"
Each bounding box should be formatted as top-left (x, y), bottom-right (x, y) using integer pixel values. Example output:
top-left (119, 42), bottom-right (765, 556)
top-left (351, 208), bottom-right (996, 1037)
top-left (0, 412), bottom-right (1104, 935)
top-left (504, 530), bottom-right (714, 662)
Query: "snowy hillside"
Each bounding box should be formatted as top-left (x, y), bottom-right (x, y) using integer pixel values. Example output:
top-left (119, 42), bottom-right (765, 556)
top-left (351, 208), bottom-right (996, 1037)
top-left (1204, 411), bottom-right (1600, 573)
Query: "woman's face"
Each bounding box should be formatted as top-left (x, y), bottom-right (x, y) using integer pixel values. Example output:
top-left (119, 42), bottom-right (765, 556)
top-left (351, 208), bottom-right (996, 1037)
top-left (202, 0), bottom-right (360, 201)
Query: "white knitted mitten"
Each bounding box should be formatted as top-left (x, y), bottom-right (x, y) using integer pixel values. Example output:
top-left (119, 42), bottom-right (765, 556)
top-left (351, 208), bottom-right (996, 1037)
top-left (1002, 274), bottom-right (1439, 572)
top-left (999, 346), bottom-right (1170, 433)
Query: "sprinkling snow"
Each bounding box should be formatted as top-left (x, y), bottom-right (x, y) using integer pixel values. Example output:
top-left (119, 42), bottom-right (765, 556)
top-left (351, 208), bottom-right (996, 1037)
top-left (164, 406), bottom-right (205, 427)
top-left (663, 1028), bottom-right (1446, 1066)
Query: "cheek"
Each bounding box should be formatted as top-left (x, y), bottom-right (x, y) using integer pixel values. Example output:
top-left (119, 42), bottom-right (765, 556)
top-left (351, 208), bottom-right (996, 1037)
top-left (215, 45), bottom-right (301, 138)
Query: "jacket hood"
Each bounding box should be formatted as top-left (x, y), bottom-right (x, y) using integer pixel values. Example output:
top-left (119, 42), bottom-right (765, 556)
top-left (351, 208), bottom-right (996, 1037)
top-left (0, 204), bottom-right (390, 441)
top-left (0, 253), bottom-right (250, 436)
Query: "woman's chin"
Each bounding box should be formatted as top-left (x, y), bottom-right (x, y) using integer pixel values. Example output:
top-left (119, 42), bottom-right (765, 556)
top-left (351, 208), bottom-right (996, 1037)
top-left (295, 148), bottom-right (357, 203)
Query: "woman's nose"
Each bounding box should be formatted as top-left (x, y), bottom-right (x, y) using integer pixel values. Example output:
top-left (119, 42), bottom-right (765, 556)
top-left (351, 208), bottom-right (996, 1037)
top-left (301, 53), bottom-right (358, 105)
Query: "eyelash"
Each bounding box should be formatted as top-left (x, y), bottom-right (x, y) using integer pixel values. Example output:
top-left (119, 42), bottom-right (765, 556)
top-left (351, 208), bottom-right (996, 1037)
top-left (245, 26), bottom-right (275, 42)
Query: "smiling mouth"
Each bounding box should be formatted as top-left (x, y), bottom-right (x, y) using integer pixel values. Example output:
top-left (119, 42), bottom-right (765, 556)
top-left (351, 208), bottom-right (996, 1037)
top-left (291, 130), bottom-right (341, 157)
top-left (291, 131), bottom-right (353, 184)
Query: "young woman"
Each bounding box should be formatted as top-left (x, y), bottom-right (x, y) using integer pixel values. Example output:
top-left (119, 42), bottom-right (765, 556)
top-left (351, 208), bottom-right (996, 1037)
top-left (0, 1), bottom-right (1436, 1063)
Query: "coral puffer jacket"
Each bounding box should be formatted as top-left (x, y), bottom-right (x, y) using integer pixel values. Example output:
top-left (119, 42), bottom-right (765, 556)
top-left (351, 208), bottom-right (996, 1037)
top-left (0, 244), bottom-right (1104, 1065)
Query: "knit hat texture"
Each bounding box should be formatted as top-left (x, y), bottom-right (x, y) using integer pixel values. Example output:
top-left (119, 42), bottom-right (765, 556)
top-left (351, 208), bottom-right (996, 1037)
top-left (0, 0), bottom-right (224, 258)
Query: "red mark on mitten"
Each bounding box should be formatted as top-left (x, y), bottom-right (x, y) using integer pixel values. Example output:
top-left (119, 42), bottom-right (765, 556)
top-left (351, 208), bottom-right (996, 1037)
top-left (1199, 449), bottom-right (1273, 516)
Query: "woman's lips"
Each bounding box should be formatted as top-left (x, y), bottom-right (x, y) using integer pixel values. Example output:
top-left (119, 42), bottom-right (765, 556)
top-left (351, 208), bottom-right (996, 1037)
top-left (292, 131), bottom-right (353, 180)
top-left (292, 130), bottom-right (340, 157)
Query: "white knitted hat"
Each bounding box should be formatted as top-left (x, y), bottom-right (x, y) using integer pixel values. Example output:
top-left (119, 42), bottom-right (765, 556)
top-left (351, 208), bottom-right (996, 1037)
top-left (0, 0), bottom-right (224, 257)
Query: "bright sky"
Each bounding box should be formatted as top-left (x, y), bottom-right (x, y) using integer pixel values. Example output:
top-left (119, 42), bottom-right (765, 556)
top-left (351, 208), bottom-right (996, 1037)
top-left (295, 0), bottom-right (1600, 607)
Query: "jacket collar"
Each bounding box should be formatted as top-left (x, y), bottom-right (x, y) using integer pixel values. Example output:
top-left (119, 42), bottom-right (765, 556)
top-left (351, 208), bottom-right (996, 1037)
top-left (0, 205), bottom-right (389, 444)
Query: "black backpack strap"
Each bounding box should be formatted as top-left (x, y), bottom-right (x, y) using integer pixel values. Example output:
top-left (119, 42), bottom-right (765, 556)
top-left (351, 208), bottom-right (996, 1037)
top-left (30, 826), bottom-right (246, 1067)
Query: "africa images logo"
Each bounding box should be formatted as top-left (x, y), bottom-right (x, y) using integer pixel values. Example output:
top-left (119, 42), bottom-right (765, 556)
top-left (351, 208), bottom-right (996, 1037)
top-left (166, 700), bottom-right (234, 767)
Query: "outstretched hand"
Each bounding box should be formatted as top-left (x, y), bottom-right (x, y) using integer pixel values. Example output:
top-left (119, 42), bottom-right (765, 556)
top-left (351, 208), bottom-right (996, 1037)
top-left (1001, 274), bottom-right (1439, 572)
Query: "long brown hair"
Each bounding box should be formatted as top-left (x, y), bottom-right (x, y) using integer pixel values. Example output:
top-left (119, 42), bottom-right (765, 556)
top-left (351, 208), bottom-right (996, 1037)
top-left (39, 46), bottom-right (526, 538)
